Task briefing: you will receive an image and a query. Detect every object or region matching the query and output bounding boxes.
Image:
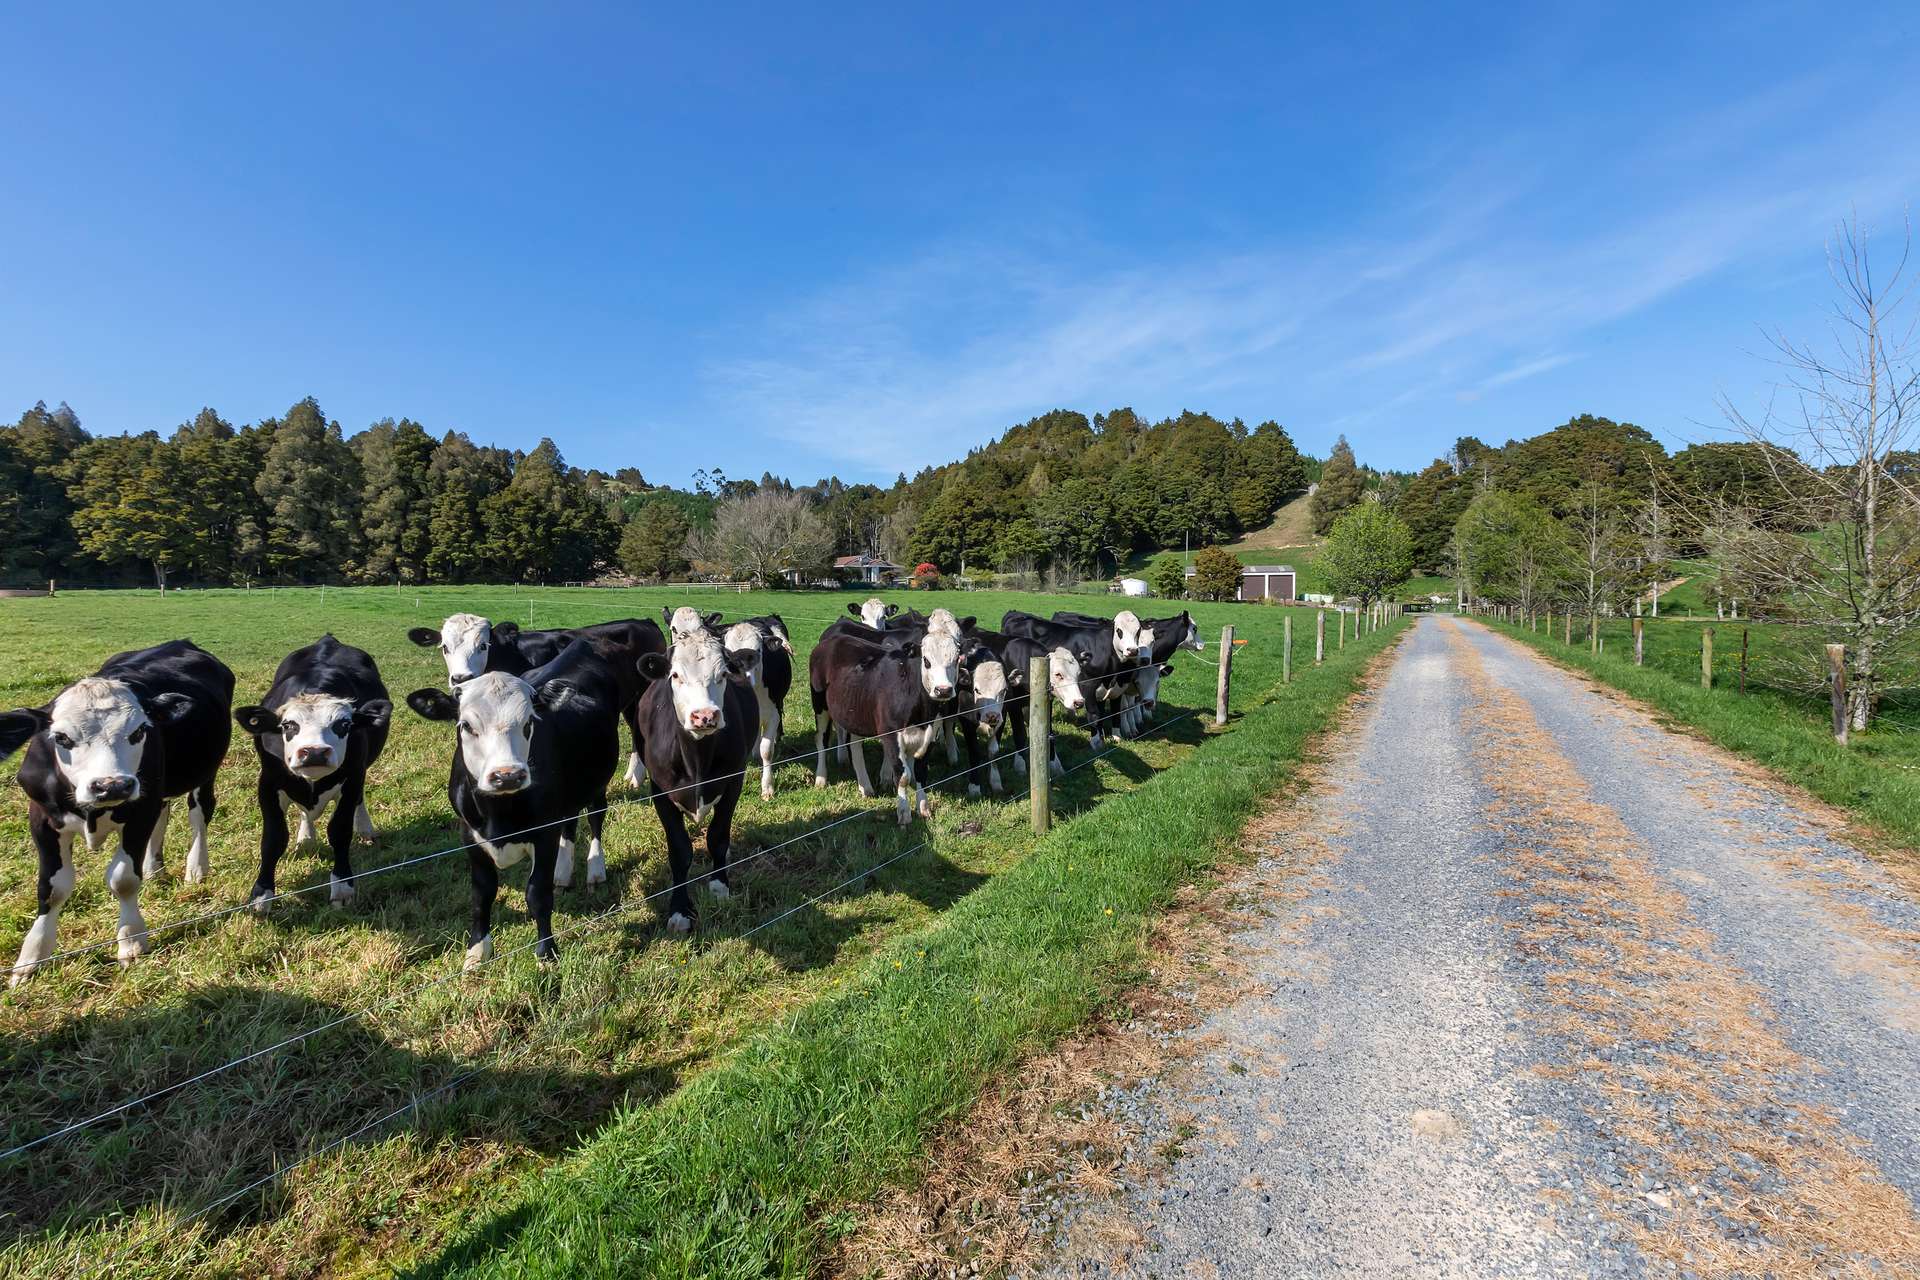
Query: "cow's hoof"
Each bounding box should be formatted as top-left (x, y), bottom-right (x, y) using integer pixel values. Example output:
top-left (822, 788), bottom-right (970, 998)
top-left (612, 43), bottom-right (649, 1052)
top-left (918, 801), bottom-right (934, 819)
top-left (463, 936), bottom-right (494, 972)
top-left (329, 876), bottom-right (355, 908)
top-left (8, 967), bottom-right (31, 989)
top-left (141, 853), bottom-right (164, 880)
top-left (858, 786), bottom-right (876, 799)
top-left (708, 880), bottom-right (732, 900)
top-left (247, 892), bottom-right (272, 916)
top-left (967, 783), bottom-right (981, 799)
top-left (117, 931), bottom-right (150, 965)
top-left (760, 785), bottom-right (775, 801)
top-left (553, 870), bottom-right (573, 890)
top-left (535, 947), bottom-right (558, 966)
top-left (586, 861), bottom-right (606, 887)
top-left (666, 912), bottom-right (693, 934)
top-left (623, 763), bottom-right (645, 789)
top-left (184, 857), bottom-right (209, 885)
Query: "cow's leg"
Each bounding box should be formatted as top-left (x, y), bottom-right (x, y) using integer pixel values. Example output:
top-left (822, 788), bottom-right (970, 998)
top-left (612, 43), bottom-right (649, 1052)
top-left (836, 725), bottom-right (850, 765)
top-left (465, 846), bottom-right (499, 971)
top-left (141, 800), bottom-right (170, 879)
top-left (293, 797), bottom-right (317, 847)
top-left (942, 717), bottom-right (959, 765)
top-left (961, 718), bottom-right (984, 799)
top-left (186, 781), bottom-right (215, 883)
top-left (554, 815), bottom-right (577, 890)
top-left (848, 732), bottom-right (877, 799)
top-left (888, 732), bottom-right (912, 826)
top-left (109, 817), bottom-right (155, 964)
top-left (584, 797), bottom-right (608, 887)
top-left (986, 724), bottom-right (1005, 794)
top-left (325, 776), bottom-right (362, 907)
top-left (654, 793), bottom-right (699, 932)
top-left (353, 799), bottom-right (375, 843)
top-left (812, 704), bottom-right (831, 787)
top-left (756, 692), bottom-right (778, 801)
top-left (707, 781), bottom-right (743, 900)
top-left (1049, 731), bottom-right (1066, 778)
top-left (11, 817), bottom-right (74, 986)
top-left (910, 732), bottom-right (934, 819)
top-left (528, 835), bottom-right (560, 963)
top-left (249, 782), bottom-right (290, 913)
top-left (622, 701), bottom-right (646, 789)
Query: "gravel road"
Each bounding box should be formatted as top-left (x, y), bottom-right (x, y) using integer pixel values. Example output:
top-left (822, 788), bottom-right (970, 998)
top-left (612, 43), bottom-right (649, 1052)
top-left (1027, 615), bottom-right (1920, 1278)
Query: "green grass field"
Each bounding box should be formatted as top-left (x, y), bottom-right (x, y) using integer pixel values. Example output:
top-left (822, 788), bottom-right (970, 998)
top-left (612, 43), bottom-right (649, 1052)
top-left (0, 585), bottom-right (1371, 1277)
top-left (1484, 612), bottom-right (1920, 850)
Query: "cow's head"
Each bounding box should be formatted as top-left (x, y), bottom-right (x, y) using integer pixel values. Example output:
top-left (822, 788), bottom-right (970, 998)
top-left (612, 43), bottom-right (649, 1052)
top-left (408, 613), bottom-right (505, 688)
top-left (723, 622), bottom-right (764, 688)
top-left (235, 693), bottom-right (392, 781)
top-left (925, 608), bottom-right (977, 639)
top-left (851, 598), bottom-right (898, 629)
top-left (639, 631), bottom-right (747, 739)
top-left (1133, 661), bottom-right (1177, 714)
top-left (1169, 612), bottom-right (1202, 651)
top-left (968, 659), bottom-right (1009, 731)
top-left (1047, 646), bottom-right (1091, 711)
top-left (0, 678), bottom-right (189, 809)
top-left (406, 671), bottom-right (575, 796)
top-left (917, 627), bottom-right (963, 703)
top-left (666, 606), bottom-right (723, 642)
top-left (1113, 610), bottom-right (1143, 662)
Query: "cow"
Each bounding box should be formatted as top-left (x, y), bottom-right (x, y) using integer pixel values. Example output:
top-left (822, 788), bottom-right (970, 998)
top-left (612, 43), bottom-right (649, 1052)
top-left (847, 598), bottom-right (898, 629)
top-left (1127, 611), bottom-right (1204, 734)
top-left (0, 640), bottom-right (234, 983)
top-left (663, 606), bottom-right (723, 642)
top-left (722, 619), bottom-right (793, 800)
top-left (1001, 612), bottom-right (1106, 774)
top-left (953, 630), bottom-right (1011, 796)
top-left (635, 628), bottom-right (757, 931)
top-left (407, 613), bottom-right (664, 788)
top-left (1050, 609), bottom-right (1146, 744)
top-left (814, 632), bottom-right (946, 824)
top-left (232, 635), bottom-right (393, 913)
top-left (1007, 611), bottom-right (1122, 749)
top-left (404, 639), bottom-right (622, 970)
top-left (810, 617), bottom-right (963, 797)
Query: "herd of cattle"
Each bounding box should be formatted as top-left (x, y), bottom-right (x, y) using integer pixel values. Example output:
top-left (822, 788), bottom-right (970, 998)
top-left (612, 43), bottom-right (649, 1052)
top-left (0, 599), bottom-right (1203, 984)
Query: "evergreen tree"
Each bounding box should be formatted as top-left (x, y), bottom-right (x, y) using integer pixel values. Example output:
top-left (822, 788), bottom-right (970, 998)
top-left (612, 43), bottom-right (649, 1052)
top-left (0, 401), bottom-right (88, 583)
top-left (1395, 458), bottom-right (1471, 572)
top-left (354, 417), bottom-right (436, 582)
top-left (255, 398), bottom-right (363, 581)
top-left (618, 497), bottom-right (692, 581)
top-left (63, 433), bottom-right (195, 588)
top-left (1310, 436), bottom-right (1365, 535)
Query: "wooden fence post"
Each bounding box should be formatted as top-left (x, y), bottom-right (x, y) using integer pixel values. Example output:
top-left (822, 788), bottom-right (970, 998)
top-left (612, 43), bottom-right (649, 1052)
top-left (1589, 613), bottom-right (1599, 655)
top-left (1215, 625), bottom-right (1235, 726)
top-left (1338, 610), bottom-right (1345, 649)
top-left (1826, 644), bottom-right (1849, 745)
top-left (1563, 610), bottom-right (1571, 645)
top-left (1701, 628), bottom-right (1714, 689)
top-left (1283, 614), bottom-right (1293, 684)
top-left (1632, 616), bottom-right (1644, 666)
top-left (1316, 610), bottom-right (1325, 665)
top-left (1738, 628), bottom-right (1749, 695)
top-left (1028, 655), bottom-right (1051, 832)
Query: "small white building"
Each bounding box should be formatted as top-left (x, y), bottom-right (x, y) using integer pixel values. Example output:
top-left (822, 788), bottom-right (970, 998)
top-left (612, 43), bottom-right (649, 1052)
top-left (833, 553), bottom-right (903, 585)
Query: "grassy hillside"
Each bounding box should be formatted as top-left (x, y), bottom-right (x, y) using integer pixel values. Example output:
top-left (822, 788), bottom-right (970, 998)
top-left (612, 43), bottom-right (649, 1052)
top-left (0, 585), bottom-right (1328, 1277)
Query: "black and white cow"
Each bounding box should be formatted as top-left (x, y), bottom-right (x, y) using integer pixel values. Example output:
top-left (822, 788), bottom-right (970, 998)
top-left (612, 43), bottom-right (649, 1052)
top-left (721, 618), bottom-right (793, 800)
top-left (1049, 610), bottom-right (1145, 744)
top-left (0, 640), bottom-right (234, 983)
top-left (847, 598), bottom-right (898, 629)
top-left (998, 614), bottom-right (1098, 776)
top-left (407, 613), bottom-right (664, 788)
top-left (953, 630), bottom-right (1012, 796)
top-left (233, 635), bottom-right (392, 913)
top-left (405, 639), bottom-right (622, 970)
top-left (1126, 611), bottom-right (1204, 734)
top-left (636, 627), bottom-right (757, 930)
top-left (810, 617), bottom-right (964, 801)
top-left (815, 632), bottom-right (947, 824)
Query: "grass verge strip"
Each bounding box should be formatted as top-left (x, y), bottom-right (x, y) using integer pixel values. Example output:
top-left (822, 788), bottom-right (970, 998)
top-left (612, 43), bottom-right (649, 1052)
top-left (409, 620), bottom-right (1409, 1280)
top-left (1478, 618), bottom-right (1920, 853)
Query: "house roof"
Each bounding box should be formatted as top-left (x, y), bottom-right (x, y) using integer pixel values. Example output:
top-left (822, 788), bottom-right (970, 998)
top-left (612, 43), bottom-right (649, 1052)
top-left (833, 554), bottom-right (903, 569)
top-left (1243, 565), bottom-right (1296, 574)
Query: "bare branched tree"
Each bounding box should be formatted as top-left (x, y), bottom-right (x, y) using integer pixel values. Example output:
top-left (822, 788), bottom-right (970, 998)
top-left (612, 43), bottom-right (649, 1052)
top-left (1698, 214), bottom-right (1920, 731)
top-left (686, 488), bottom-right (835, 587)
top-left (1567, 475), bottom-right (1639, 643)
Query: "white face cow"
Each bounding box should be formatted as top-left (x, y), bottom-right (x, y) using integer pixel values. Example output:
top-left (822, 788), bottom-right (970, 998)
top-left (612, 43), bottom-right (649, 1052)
top-left (1113, 610), bottom-right (1144, 663)
top-left (968, 659), bottom-right (1009, 730)
top-left (668, 606), bottom-right (722, 643)
top-left (854, 598), bottom-right (896, 629)
top-left (917, 628), bottom-right (963, 703)
top-left (661, 631), bottom-right (741, 738)
top-left (1046, 648), bottom-right (1087, 712)
top-left (236, 693), bottom-right (390, 781)
top-left (46, 678), bottom-right (152, 808)
top-left (723, 622), bottom-right (763, 683)
top-left (1132, 661), bottom-right (1177, 715)
top-left (449, 673), bottom-right (538, 795)
top-left (409, 613), bottom-right (496, 688)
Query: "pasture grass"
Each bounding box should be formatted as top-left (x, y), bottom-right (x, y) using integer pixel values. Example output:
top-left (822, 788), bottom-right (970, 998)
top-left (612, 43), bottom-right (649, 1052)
top-left (1481, 613), bottom-right (1920, 852)
top-left (0, 584), bottom-right (1343, 1277)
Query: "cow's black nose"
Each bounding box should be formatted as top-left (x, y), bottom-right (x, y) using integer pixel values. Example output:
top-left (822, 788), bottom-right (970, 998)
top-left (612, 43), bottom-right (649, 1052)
top-left (296, 746), bottom-right (332, 766)
top-left (932, 684), bottom-right (955, 700)
top-left (90, 775), bottom-right (136, 800)
top-left (484, 765), bottom-right (528, 792)
top-left (450, 673), bottom-right (474, 686)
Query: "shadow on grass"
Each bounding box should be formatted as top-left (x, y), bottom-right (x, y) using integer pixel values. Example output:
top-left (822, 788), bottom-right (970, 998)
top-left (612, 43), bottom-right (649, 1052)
top-left (0, 986), bottom-right (703, 1250)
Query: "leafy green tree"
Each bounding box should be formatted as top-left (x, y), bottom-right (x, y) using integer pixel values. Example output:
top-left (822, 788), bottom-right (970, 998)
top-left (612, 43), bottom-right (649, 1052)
top-left (618, 497), bottom-right (692, 581)
top-left (1231, 420), bottom-right (1308, 529)
top-left (1148, 553), bottom-right (1187, 599)
top-left (1319, 503), bottom-right (1414, 608)
top-left (1395, 458), bottom-right (1471, 572)
top-left (354, 418), bottom-right (436, 583)
top-left (0, 401), bottom-right (88, 584)
top-left (910, 472), bottom-right (1009, 573)
top-left (425, 432), bottom-right (512, 582)
top-left (1189, 545), bottom-right (1241, 601)
top-left (1033, 476), bottom-right (1118, 574)
top-left (1451, 490), bottom-right (1570, 613)
top-left (255, 398), bottom-right (363, 581)
top-left (480, 439), bottom-right (617, 582)
top-left (1310, 436), bottom-right (1365, 535)
top-left (62, 433), bottom-right (195, 588)
top-left (991, 517), bottom-right (1049, 570)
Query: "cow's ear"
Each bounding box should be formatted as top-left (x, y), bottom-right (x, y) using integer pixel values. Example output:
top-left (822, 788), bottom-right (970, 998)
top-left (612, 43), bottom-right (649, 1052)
top-left (147, 691), bottom-right (196, 725)
top-left (638, 653), bottom-right (669, 681)
top-left (1006, 667), bottom-right (1027, 688)
top-left (846, 602), bottom-right (861, 618)
top-left (664, 606), bottom-right (678, 626)
top-left (490, 621), bottom-right (519, 643)
top-left (356, 698), bottom-right (394, 730)
top-left (1077, 649), bottom-right (1095, 666)
top-left (1158, 663), bottom-right (1175, 676)
top-left (884, 604), bottom-right (899, 617)
top-left (703, 611), bottom-right (723, 630)
top-left (536, 680), bottom-right (576, 713)
top-left (0, 708), bottom-right (48, 760)
top-left (407, 627), bottom-right (441, 648)
top-left (406, 688), bottom-right (458, 722)
top-left (234, 705), bottom-right (280, 737)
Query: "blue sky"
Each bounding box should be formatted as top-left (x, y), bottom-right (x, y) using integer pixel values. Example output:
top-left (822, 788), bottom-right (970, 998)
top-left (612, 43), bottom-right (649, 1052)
top-left (4, 3), bottom-right (1915, 484)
